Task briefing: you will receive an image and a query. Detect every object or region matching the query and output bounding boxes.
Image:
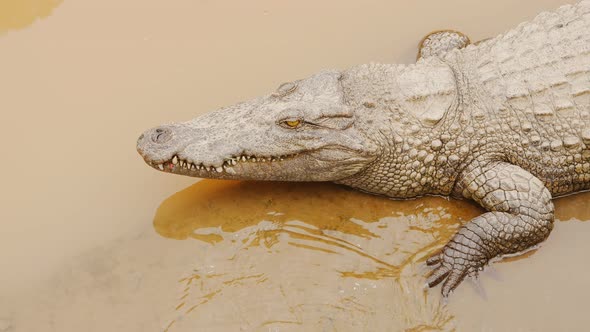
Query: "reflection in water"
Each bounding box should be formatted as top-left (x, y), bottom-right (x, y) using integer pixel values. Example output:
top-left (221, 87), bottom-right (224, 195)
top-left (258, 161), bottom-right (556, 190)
top-left (154, 180), bottom-right (590, 331)
top-left (154, 180), bottom-right (484, 331)
top-left (0, 0), bottom-right (62, 35)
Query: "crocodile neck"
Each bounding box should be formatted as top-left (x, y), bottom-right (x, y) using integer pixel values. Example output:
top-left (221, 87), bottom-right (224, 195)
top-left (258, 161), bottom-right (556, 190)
top-left (336, 57), bottom-right (474, 198)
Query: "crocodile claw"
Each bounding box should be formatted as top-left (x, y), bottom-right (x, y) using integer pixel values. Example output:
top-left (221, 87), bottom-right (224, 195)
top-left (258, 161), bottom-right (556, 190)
top-left (425, 243), bottom-right (487, 298)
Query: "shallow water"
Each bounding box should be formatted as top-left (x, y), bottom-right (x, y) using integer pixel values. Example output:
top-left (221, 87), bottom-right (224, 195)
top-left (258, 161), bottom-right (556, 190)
top-left (1, 0), bottom-right (588, 331)
top-left (152, 181), bottom-right (590, 331)
top-left (7, 181), bottom-right (589, 331)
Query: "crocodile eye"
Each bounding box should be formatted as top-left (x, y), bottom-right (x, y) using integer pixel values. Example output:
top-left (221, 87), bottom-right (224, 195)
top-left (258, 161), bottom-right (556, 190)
top-left (286, 120), bottom-right (300, 127)
top-left (280, 119), bottom-right (302, 129)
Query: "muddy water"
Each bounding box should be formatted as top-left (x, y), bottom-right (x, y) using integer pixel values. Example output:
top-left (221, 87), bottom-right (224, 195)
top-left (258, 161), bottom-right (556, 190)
top-left (153, 181), bottom-right (469, 331)
top-left (0, 0), bottom-right (62, 35)
top-left (151, 181), bottom-right (590, 331)
top-left (1, 0), bottom-right (588, 331)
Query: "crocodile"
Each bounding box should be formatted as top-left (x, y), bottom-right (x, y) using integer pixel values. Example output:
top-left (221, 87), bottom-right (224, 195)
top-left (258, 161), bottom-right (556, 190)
top-left (137, 1), bottom-right (590, 297)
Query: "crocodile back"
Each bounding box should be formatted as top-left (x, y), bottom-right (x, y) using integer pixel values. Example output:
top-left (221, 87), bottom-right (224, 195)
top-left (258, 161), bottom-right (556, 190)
top-left (455, 0), bottom-right (590, 195)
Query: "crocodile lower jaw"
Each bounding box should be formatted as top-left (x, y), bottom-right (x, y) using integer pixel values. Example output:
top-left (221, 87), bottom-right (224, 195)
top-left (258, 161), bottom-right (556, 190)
top-left (148, 153), bottom-right (299, 175)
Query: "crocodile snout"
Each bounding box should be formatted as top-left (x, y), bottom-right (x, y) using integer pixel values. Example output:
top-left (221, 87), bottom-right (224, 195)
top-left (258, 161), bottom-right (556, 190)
top-left (137, 125), bottom-right (175, 148)
top-left (137, 124), bottom-right (187, 163)
top-left (151, 127), bottom-right (174, 144)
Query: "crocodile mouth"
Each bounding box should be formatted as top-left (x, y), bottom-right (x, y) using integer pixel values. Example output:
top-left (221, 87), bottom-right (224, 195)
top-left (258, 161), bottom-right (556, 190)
top-left (147, 153), bottom-right (300, 175)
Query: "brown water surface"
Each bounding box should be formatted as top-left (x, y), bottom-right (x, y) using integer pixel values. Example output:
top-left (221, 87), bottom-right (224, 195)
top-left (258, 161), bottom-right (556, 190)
top-left (0, 0), bottom-right (62, 35)
top-left (1, 0), bottom-right (588, 331)
top-left (150, 181), bottom-right (590, 331)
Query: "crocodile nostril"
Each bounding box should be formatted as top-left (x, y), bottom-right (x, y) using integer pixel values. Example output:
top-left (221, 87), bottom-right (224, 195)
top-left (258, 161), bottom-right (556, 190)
top-left (151, 127), bottom-right (173, 144)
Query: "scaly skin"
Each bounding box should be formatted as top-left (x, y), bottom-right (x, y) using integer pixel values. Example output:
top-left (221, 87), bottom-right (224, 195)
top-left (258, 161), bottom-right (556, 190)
top-left (137, 1), bottom-right (590, 297)
top-left (417, 30), bottom-right (471, 60)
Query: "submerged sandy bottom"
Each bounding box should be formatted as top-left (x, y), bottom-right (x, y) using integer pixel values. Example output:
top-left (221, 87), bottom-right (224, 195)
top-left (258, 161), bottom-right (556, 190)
top-left (4, 181), bottom-right (589, 331)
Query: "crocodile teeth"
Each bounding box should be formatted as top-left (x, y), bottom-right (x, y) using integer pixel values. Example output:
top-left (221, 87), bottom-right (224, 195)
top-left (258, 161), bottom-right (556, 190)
top-left (165, 153), bottom-right (295, 171)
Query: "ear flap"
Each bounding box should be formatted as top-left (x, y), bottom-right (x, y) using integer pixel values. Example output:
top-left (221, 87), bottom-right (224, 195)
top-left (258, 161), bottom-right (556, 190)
top-left (397, 59), bottom-right (458, 126)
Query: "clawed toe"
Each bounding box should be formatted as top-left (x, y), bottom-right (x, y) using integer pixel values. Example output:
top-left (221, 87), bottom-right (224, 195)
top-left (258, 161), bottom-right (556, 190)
top-left (426, 265), bottom-right (450, 288)
top-left (426, 252), bottom-right (442, 266)
top-left (425, 248), bottom-right (484, 298)
top-left (441, 269), bottom-right (468, 297)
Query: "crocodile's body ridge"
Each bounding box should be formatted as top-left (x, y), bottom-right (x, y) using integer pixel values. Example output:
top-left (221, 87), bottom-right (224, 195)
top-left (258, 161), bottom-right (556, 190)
top-left (137, 1), bottom-right (590, 297)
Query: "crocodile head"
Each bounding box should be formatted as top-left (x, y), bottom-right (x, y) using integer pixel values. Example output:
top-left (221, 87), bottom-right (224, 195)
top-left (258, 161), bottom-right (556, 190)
top-left (136, 70), bottom-right (381, 182)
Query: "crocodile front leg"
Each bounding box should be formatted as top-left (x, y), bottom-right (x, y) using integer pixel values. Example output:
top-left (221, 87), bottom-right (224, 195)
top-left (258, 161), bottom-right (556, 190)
top-left (426, 161), bottom-right (555, 297)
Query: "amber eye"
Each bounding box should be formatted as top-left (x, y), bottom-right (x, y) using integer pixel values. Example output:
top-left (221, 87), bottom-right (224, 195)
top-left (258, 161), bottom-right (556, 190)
top-left (286, 120), bottom-right (300, 127)
top-left (280, 119), bottom-right (302, 129)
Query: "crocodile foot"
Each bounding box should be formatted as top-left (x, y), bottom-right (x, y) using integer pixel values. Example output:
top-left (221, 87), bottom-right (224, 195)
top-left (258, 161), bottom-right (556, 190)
top-left (426, 162), bottom-right (554, 298)
top-left (425, 235), bottom-right (488, 298)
